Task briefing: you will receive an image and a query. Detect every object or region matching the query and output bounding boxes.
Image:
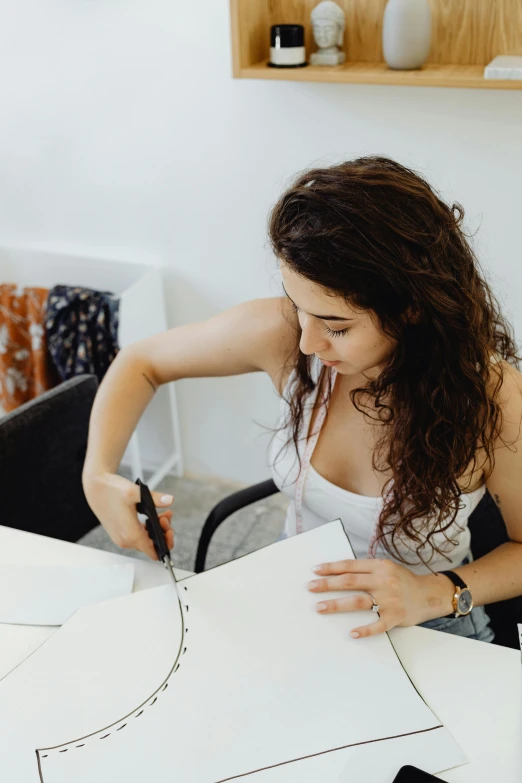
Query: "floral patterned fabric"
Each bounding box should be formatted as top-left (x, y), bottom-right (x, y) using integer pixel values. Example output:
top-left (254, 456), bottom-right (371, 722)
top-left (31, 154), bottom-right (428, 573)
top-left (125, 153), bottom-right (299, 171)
top-left (0, 284), bottom-right (58, 413)
top-left (45, 286), bottom-right (120, 382)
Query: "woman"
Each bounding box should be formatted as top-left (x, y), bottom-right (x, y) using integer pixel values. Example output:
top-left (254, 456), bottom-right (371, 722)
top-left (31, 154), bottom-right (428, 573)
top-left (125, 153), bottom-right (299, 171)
top-left (83, 156), bottom-right (522, 643)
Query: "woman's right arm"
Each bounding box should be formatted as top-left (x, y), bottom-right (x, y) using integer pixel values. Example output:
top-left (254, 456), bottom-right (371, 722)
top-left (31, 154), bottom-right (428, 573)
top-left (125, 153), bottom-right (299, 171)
top-left (82, 297), bottom-right (296, 559)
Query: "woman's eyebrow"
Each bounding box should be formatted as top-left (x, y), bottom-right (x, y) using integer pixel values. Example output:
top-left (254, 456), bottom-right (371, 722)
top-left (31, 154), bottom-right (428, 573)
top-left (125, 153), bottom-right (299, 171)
top-left (282, 284), bottom-right (354, 322)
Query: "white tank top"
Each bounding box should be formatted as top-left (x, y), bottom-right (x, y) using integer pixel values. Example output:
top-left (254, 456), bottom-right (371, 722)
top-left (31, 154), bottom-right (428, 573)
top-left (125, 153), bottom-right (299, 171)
top-left (269, 356), bottom-right (487, 575)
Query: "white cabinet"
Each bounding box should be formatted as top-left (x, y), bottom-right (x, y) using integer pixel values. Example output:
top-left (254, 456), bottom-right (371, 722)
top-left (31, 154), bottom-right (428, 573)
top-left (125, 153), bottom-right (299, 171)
top-left (0, 246), bottom-right (183, 488)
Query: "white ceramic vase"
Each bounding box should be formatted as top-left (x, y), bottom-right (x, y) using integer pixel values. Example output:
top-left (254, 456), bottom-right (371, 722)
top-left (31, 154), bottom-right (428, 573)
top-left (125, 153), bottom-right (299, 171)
top-left (382, 0), bottom-right (432, 70)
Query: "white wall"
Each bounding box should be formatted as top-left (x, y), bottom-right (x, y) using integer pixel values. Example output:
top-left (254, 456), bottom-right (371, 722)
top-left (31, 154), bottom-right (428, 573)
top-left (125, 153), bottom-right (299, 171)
top-left (0, 1), bottom-right (520, 484)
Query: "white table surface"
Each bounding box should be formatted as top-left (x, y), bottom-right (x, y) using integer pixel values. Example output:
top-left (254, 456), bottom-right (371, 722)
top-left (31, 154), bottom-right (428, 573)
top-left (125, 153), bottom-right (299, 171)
top-left (0, 525), bottom-right (520, 782)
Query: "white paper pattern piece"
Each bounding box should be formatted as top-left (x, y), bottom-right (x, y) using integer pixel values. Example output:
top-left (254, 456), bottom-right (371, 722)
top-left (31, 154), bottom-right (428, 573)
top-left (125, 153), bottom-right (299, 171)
top-left (0, 563), bottom-right (135, 625)
top-left (0, 522), bottom-right (466, 782)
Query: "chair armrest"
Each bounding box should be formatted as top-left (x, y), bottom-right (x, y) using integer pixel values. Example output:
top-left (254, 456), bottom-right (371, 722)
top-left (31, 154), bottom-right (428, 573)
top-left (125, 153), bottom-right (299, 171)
top-left (194, 479), bottom-right (279, 572)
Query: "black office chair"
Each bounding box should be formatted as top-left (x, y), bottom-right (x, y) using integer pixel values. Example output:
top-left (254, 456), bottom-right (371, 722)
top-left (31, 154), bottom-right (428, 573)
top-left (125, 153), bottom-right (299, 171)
top-left (467, 490), bottom-right (522, 649)
top-left (195, 482), bottom-right (522, 650)
top-left (0, 375), bottom-right (100, 542)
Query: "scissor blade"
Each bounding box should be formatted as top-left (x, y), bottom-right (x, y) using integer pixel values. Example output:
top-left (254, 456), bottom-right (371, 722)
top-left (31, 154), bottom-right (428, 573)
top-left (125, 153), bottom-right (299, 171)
top-left (163, 557), bottom-right (181, 601)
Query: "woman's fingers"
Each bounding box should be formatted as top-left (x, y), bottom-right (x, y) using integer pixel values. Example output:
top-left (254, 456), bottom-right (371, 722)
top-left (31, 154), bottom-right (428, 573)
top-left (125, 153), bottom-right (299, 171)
top-left (129, 520), bottom-right (159, 561)
top-left (152, 490), bottom-right (174, 508)
top-left (159, 512), bottom-right (174, 548)
top-left (315, 594), bottom-right (390, 637)
top-left (350, 618), bottom-right (388, 639)
top-left (308, 573), bottom-right (375, 593)
top-left (158, 510), bottom-right (173, 525)
top-left (314, 593), bottom-right (389, 637)
top-left (158, 512), bottom-right (175, 550)
top-left (315, 593), bottom-right (374, 614)
top-left (313, 559), bottom-right (377, 575)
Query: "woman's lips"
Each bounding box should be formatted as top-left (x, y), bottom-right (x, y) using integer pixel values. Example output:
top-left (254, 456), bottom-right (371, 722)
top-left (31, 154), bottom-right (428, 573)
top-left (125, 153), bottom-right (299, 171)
top-left (319, 358), bottom-right (340, 366)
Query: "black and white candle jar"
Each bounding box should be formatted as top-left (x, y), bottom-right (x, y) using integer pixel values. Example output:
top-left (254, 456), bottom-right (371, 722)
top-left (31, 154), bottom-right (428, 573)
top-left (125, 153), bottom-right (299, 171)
top-left (268, 24), bottom-right (307, 68)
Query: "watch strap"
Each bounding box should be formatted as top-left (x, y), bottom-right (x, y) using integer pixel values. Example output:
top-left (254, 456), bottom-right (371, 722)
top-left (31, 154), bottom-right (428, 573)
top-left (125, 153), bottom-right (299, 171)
top-left (440, 570), bottom-right (468, 590)
top-left (440, 570), bottom-right (470, 618)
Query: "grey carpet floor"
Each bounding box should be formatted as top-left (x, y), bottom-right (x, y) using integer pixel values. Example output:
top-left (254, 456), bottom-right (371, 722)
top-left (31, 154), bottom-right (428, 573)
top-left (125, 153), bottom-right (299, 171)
top-left (78, 472), bottom-right (288, 572)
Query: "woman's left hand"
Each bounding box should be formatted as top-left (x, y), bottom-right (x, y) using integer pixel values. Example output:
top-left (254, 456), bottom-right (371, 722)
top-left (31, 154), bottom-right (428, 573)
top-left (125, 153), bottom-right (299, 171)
top-left (308, 558), bottom-right (443, 638)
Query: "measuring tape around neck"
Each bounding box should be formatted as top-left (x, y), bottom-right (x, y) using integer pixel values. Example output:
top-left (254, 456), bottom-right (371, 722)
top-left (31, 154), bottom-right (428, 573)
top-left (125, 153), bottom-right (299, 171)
top-left (292, 364), bottom-right (383, 558)
top-left (293, 367), bottom-right (338, 536)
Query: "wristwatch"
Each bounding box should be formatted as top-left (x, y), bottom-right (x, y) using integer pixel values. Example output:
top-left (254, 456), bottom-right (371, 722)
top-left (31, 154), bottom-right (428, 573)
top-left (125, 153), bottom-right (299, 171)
top-left (440, 571), bottom-right (473, 618)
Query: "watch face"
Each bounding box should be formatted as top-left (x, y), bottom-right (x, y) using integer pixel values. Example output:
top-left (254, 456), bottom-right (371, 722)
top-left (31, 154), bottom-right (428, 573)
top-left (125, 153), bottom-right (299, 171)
top-left (457, 589), bottom-right (473, 615)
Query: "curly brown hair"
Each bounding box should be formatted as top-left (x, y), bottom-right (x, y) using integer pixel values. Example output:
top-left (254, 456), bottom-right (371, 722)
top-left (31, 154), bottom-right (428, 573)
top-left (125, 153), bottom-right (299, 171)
top-left (268, 156), bottom-right (520, 566)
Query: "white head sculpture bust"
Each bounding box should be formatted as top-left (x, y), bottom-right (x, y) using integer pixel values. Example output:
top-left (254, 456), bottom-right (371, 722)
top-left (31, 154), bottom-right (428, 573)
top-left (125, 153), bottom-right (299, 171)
top-left (310, 1), bottom-right (346, 66)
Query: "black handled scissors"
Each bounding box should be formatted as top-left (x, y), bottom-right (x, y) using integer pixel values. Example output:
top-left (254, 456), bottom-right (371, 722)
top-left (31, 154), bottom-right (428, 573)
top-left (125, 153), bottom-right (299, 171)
top-left (135, 478), bottom-right (179, 598)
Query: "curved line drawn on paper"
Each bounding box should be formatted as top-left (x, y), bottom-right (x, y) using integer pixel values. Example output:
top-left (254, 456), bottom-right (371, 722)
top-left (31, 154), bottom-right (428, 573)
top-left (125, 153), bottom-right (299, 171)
top-left (32, 573), bottom-right (445, 783)
top-left (30, 522), bottom-right (457, 783)
top-left (35, 585), bottom-right (190, 783)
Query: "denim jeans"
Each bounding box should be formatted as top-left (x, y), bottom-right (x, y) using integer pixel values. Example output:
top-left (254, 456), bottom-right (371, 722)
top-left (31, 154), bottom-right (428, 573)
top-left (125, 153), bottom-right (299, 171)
top-left (419, 604), bottom-right (494, 642)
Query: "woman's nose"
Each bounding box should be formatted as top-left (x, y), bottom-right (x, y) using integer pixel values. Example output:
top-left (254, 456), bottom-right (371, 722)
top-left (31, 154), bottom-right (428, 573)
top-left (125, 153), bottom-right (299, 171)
top-left (299, 318), bottom-right (328, 356)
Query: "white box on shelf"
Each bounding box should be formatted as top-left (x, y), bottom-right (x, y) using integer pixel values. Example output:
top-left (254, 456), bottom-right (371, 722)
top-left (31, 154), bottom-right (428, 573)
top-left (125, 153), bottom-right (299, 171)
top-left (484, 55), bottom-right (522, 80)
top-left (0, 246), bottom-right (183, 488)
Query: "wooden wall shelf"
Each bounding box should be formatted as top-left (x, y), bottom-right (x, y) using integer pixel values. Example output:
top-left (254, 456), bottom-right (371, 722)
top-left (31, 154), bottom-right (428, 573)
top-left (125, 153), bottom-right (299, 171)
top-left (231, 0), bottom-right (522, 90)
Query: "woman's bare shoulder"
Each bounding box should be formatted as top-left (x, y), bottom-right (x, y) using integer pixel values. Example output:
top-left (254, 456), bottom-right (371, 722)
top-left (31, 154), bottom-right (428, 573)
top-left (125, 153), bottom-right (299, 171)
top-left (249, 296), bottom-right (299, 394)
top-left (490, 358), bottom-right (522, 423)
